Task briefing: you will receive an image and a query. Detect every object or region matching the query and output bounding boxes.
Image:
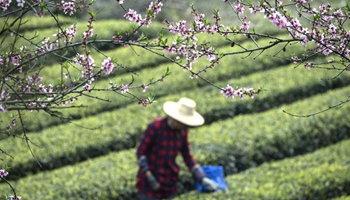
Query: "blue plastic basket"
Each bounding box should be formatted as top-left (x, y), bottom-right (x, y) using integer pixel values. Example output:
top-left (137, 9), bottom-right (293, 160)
top-left (195, 165), bottom-right (228, 192)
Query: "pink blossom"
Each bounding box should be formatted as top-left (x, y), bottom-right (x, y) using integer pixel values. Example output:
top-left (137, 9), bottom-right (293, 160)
top-left (28, 102), bottom-right (36, 108)
top-left (88, 77), bottom-right (94, 84)
top-left (333, 8), bottom-right (343, 16)
top-left (124, 9), bottom-right (142, 24)
top-left (0, 0), bottom-right (11, 11)
top-left (116, 0), bottom-right (123, 4)
top-left (304, 62), bottom-right (313, 70)
top-left (240, 21), bottom-right (250, 32)
top-left (6, 53), bottom-right (21, 66)
top-left (120, 84), bottom-right (129, 94)
top-left (266, 9), bottom-right (289, 29)
top-left (38, 84), bottom-right (47, 92)
top-left (166, 20), bottom-right (188, 36)
top-left (221, 85), bottom-right (235, 98)
top-left (0, 89), bottom-right (6, 100)
top-left (61, 100), bottom-right (68, 106)
top-left (10, 196), bottom-right (22, 200)
top-left (234, 1), bottom-right (244, 14)
top-left (84, 84), bottom-right (91, 92)
top-left (61, 24), bottom-right (77, 44)
top-left (23, 85), bottom-right (31, 93)
top-left (206, 54), bottom-right (216, 62)
top-left (244, 88), bottom-right (256, 99)
top-left (138, 98), bottom-right (150, 107)
top-left (328, 24), bottom-right (337, 38)
top-left (83, 29), bottom-right (93, 39)
top-left (345, 49), bottom-right (350, 57)
top-left (194, 14), bottom-right (205, 30)
top-left (178, 44), bottom-right (187, 54)
top-left (61, 0), bottom-right (76, 16)
top-left (141, 84), bottom-right (148, 93)
top-left (16, 0), bottom-right (24, 7)
top-left (291, 55), bottom-right (301, 63)
top-left (209, 25), bottom-right (218, 34)
top-left (221, 86), bottom-right (256, 100)
top-left (101, 57), bottom-right (114, 75)
top-left (0, 104), bottom-right (6, 113)
top-left (0, 169), bottom-right (9, 177)
top-left (164, 42), bottom-right (177, 54)
top-left (322, 46), bottom-right (333, 56)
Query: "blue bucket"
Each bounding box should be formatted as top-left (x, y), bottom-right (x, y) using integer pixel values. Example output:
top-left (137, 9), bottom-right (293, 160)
top-left (195, 165), bottom-right (228, 192)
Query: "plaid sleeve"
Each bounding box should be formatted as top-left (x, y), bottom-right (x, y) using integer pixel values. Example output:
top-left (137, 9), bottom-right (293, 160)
top-left (181, 131), bottom-right (197, 171)
top-left (136, 123), bottom-right (156, 159)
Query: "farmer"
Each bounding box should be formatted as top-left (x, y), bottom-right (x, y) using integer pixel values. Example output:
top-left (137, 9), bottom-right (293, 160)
top-left (136, 97), bottom-right (219, 200)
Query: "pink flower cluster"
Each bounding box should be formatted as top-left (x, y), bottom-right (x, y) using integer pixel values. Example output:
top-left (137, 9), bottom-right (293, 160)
top-left (242, 0), bottom-right (350, 66)
top-left (166, 20), bottom-right (190, 37)
top-left (9, 196), bottom-right (22, 200)
top-left (304, 62), bottom-right (313, 70)
top-left (120, 84), bottom-right (129, 94)
top-left (141, 83), bottom-right (148, 93)
top-left (234, 1), bottom-right (244, 14)
top-left (1, 0), bottom-right (29, 10)
top-left (266, 9), bottom-right (289, 29)
top-left (138, 98), bottom-right (150, 107)
top-left (20, 73), bottom-right (44, 93)
top-left (74, 53), bottom-right (95, 83)
top-left (123, 1), bottom-right (163, 27)
top-left (42, 37), bottom-right (54, 51)
top-left (164, 8), bottom-right (221, 72)
top-left (101, 57), bottom-right (114, 75)
top-left (0, 169), bottom-right (8, 177)
top-left (82, 16), bottom-right (95, 45)
top-left (0, 0), bottom-right (12, 11)
top-left (16, 0), bottom-right (24, 7)
top-left (53, 24), bottom-right (77, 44)
top-left (0, 90), bottom-right (6, 112)
top-left (221, 85), bottom-right (257, 100)
top-left (2, 53), bottom-right (21, 66)
top-left (61, 0), bottom-right (76, 16)
top-left (124, 9), bottom-right (141, 24)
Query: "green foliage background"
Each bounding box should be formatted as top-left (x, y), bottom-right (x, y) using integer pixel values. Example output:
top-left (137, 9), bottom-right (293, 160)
top-left (0, 0), bottom-right (350, 199)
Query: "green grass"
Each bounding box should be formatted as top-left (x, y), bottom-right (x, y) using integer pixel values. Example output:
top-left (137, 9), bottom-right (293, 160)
top-left (1, 58), bottom-right (349, 181)
top-left (1, 85), bottom-right (350, 199)
top-left (175, 139), bottom-right (350, 200)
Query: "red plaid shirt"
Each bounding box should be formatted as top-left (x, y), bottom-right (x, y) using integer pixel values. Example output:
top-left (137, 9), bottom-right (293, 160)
top-left (136, 117), bottom-right (197, 199)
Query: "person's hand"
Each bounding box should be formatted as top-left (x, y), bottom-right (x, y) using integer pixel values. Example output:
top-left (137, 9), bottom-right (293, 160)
top-left (201, 177), bottom-right (219, 192)
top-left (146, 171), bottom-right (160, 191)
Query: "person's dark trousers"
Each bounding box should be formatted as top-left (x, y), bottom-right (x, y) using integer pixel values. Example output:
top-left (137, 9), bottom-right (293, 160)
top-left (138, 193), bottom-right (176, 200)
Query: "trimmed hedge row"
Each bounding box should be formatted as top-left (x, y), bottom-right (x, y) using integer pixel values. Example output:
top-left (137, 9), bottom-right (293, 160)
top-left (1, 61), bottom-right (349, 180)
top-left (2, 19), bottom-right (167, 68)
top-left (334, 196), bottom-right (350, 200)
top-left (3, 19), bottom-right (165, 50)
top-left (1, 85), bottom-right (350, 199)
top-left (175, 139), bottom-right (350, 200)
top-left (5, 15), bottom-right (75, 32)
top-left (1, 38), bottom-right (294, 135)
top-left (177, 85), bottom-right (350, 194)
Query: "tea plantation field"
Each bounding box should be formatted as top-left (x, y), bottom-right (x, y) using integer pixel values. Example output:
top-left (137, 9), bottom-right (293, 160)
top-left (0, 14), bottom-right (349, 200)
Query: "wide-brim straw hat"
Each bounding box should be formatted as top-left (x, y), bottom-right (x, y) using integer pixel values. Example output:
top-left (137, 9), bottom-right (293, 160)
top-left (163, 97), bottom-right (204, 126)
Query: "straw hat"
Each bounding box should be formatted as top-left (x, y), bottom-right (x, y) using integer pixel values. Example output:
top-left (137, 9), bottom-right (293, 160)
top-left (163, 97), bottom-right (204, 126)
